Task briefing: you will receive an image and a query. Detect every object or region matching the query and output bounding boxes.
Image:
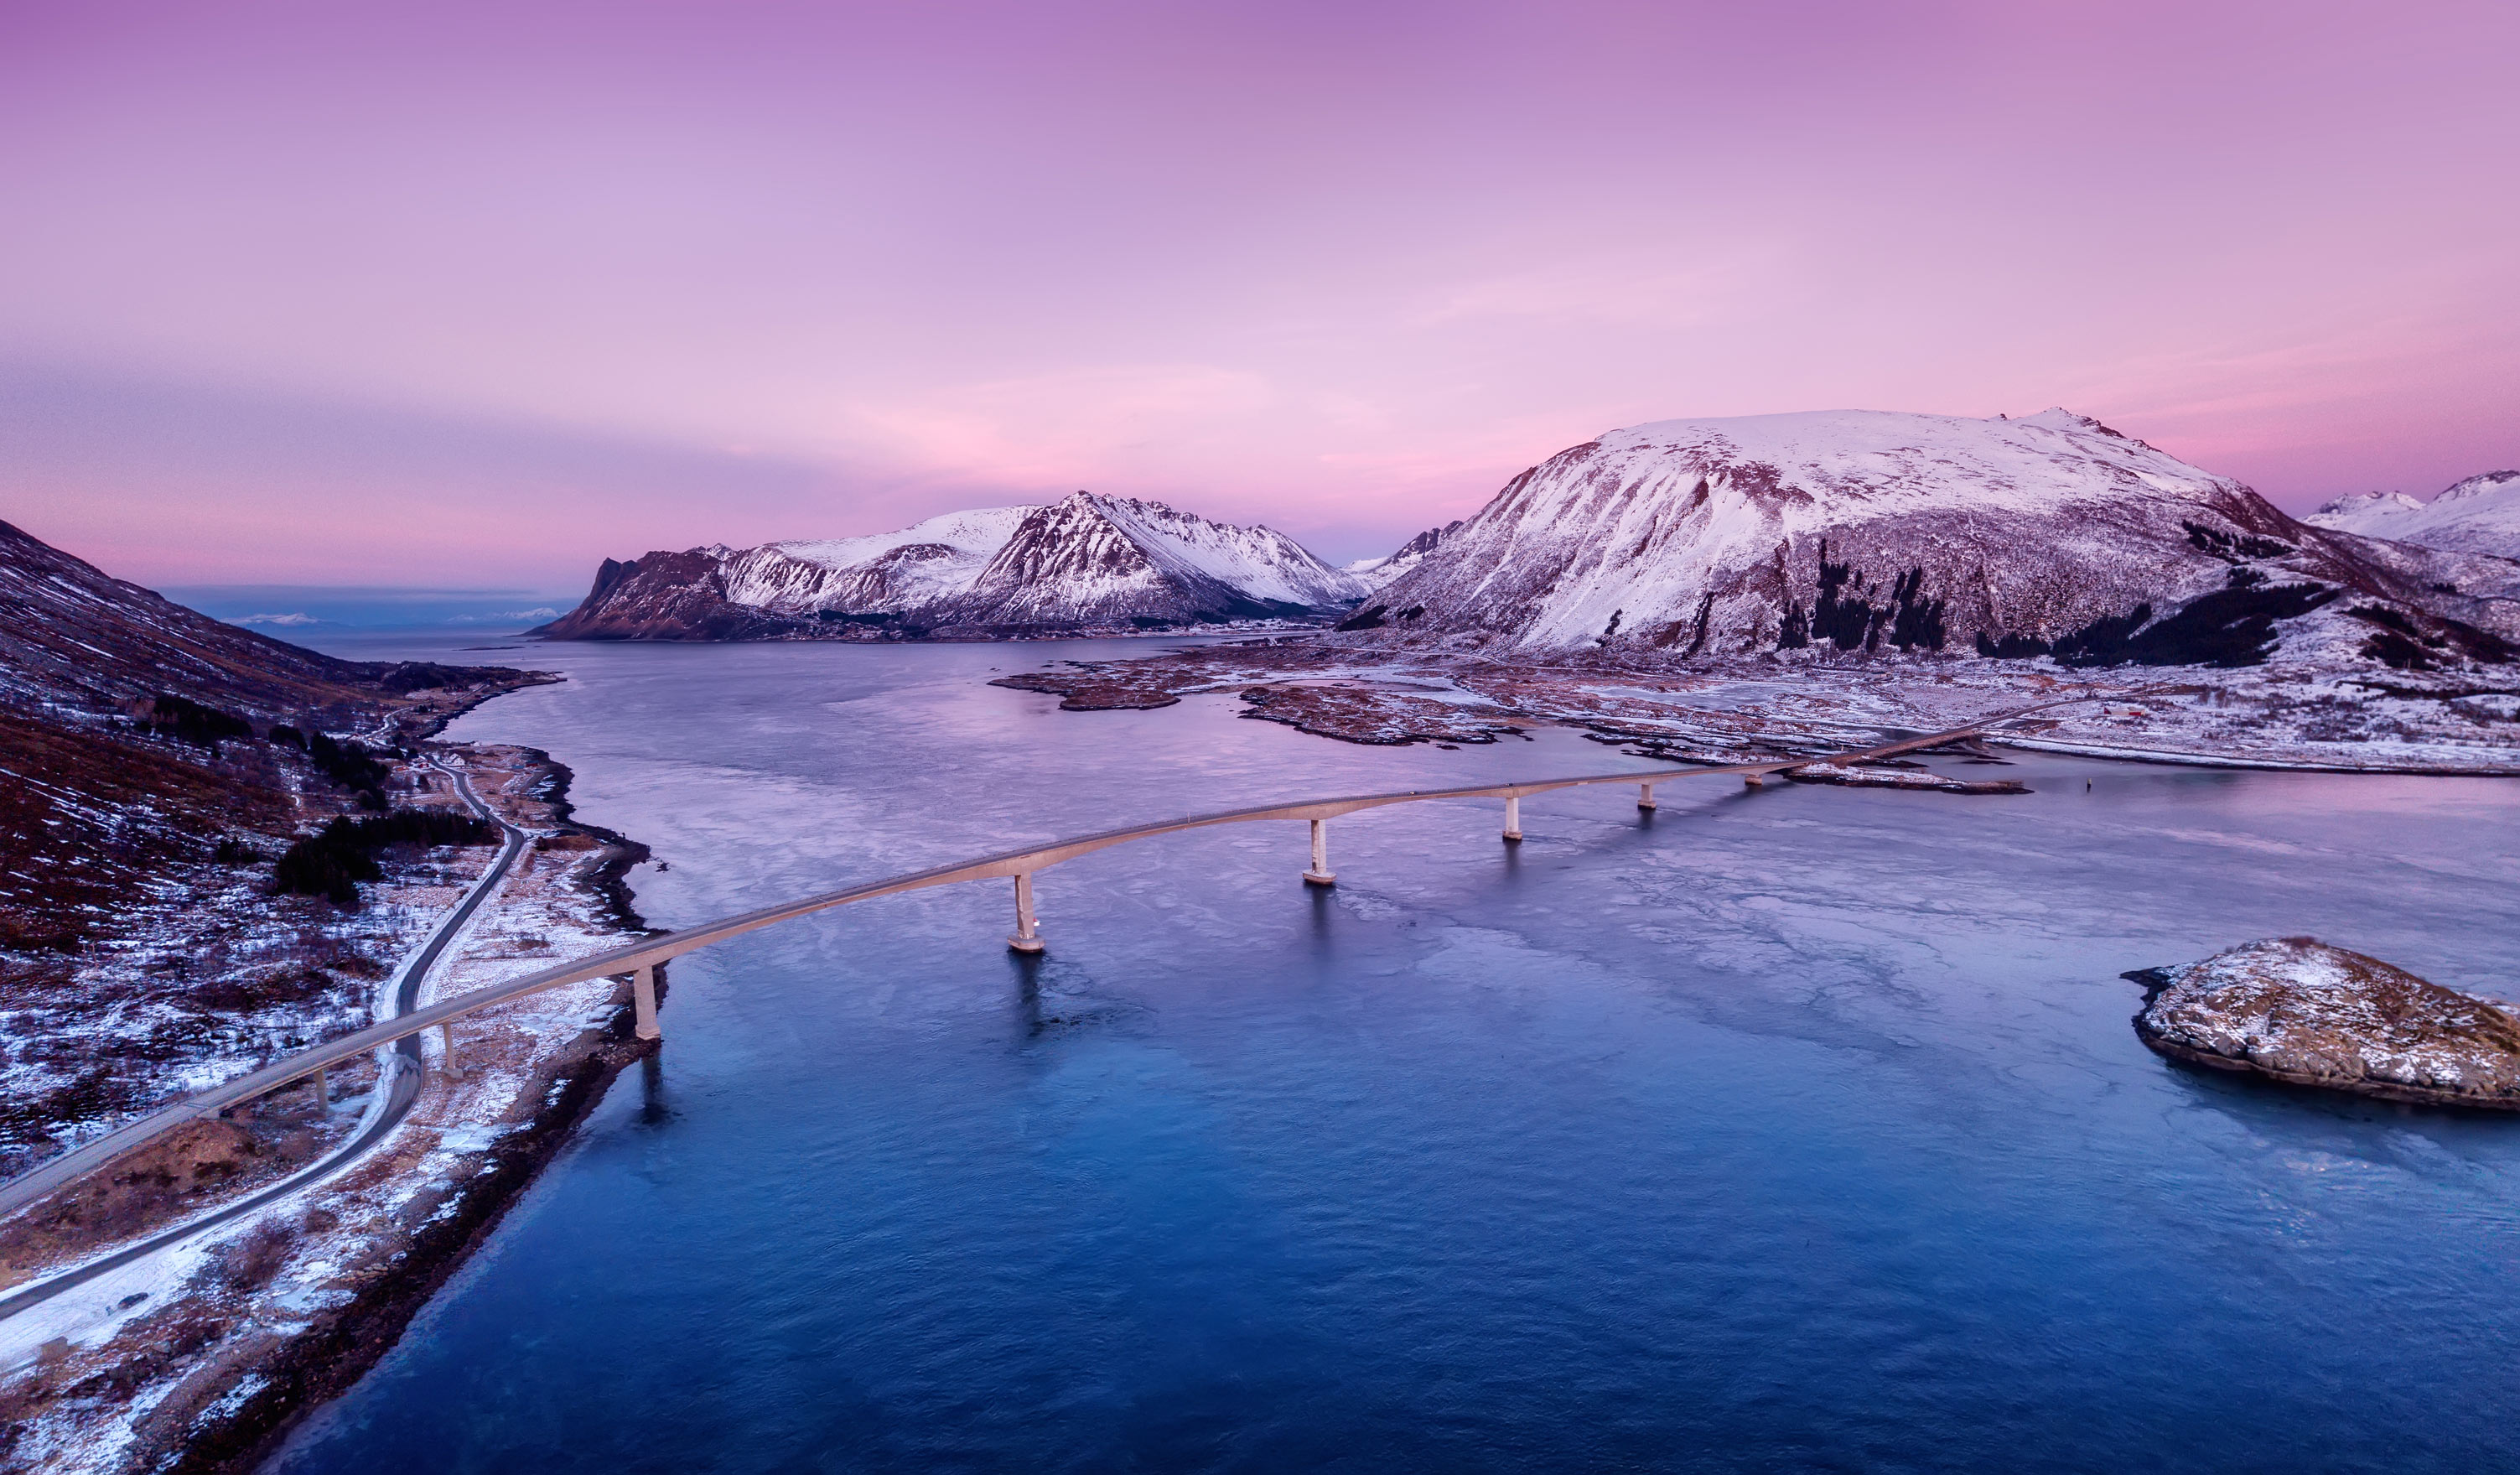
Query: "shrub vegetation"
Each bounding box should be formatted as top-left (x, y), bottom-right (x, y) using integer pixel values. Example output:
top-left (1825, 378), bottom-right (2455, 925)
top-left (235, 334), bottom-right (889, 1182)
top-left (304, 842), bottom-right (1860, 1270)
top-left (273, 808), bottom-right (500, 906)
top-left (135, 694), bottom-right (254, 746)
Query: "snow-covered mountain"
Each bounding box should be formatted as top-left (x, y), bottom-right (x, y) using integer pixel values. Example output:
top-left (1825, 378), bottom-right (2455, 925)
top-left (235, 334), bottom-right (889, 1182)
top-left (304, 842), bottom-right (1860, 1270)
top-left (538, 491), bottom-right (1367, 640)
top-left (2306, 471), bottom-right (2520, 558)
top-left (1345, 520), bottom-right (1462, 591)
top-left (1341, 408), bottom-right (2518, 669)
top-left (724, 506), bottom-right (1037, 615)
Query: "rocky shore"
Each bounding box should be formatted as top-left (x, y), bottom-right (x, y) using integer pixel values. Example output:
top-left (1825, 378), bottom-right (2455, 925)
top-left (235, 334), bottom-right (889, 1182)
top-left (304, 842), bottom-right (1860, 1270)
top-left (2129, 937), bottom-right (2520, 1109)
top-left (988, 638), bottom-right (2520, 774)
top-left (0, 745), bottom-right (661, 1473)
top-left (151, 968), bottom-right (659, 1474)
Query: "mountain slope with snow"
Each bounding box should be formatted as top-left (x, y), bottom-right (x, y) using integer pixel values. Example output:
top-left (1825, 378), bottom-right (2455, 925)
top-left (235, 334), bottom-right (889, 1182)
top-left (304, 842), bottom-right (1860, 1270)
top-left (2306, 471), bottom-right (2520, 558)
top-left (539, 492), bottom-right (1366, 640)
top-left (1348, 409), bottom-right (2517, 669)
top-left (0, 519), bottom-right (537, 951)
top-left (0, 520), bottom-right (516, 719)
top-left (1346, 521), bottom-right (1462, 592)
top-left (722, 506), bottom-right (1038, 615)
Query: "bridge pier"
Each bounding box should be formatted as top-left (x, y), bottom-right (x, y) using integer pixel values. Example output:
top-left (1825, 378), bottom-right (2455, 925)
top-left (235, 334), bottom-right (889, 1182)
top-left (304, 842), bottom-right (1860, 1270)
top-left (1502, 796), bottom-right (1522, 843)
top-left (1008, 872), bottom-right (1045, 953)
top-left (1637, 783), bottom-right (1656, 811)
top-left (1303, 818), bottom-right (1336, 886)
top-left (438, 1022), bottom-right (464, 1081)
top-left (312, 1065), bottom-right (328, 1114)
top-left (1743, 772), bottom-right (1765, 788)
top-left (633, 964), bottom-right (661, 1041)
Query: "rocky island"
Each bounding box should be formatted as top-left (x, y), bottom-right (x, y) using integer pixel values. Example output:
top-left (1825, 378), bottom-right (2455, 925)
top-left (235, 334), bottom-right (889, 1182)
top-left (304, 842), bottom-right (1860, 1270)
top-left (2129, 937), bottom-right (2520, 1109)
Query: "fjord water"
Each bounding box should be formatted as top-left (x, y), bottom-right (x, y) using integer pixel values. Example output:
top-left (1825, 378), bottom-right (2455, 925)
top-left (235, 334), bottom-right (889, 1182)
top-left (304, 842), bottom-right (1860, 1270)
top-left (278, 639), bottom-right (2520, 1472)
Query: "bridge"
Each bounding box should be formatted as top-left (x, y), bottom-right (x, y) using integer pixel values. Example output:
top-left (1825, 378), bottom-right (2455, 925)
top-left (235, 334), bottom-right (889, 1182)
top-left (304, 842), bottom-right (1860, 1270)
top-left (0, 694), bottom-right (2106, 1278)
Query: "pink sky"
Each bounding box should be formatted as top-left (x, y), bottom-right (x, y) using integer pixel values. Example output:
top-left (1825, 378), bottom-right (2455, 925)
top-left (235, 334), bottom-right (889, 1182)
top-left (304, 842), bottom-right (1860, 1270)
top-left (3, 0), bottom-right (2514, 590)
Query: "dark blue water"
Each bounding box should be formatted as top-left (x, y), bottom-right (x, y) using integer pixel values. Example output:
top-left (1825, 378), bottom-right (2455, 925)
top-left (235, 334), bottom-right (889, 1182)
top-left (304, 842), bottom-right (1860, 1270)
top-left (274, 638), bottom-right (2520, 1472)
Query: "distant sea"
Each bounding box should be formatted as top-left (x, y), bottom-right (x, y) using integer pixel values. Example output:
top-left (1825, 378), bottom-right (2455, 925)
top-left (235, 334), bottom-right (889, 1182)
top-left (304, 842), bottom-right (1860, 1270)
top-left (157, 584), bottom-right (573, 636)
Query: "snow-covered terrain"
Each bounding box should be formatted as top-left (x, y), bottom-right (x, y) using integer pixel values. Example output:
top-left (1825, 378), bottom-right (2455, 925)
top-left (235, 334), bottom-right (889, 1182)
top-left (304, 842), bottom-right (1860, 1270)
top-left (1348, 408), bottom-right (2520, 672)
top-left (718, 506), bottom-right (1037, 615)
top-left (1344, 520), bottom-right (1461, 592)
top-left (539, 491), bottom-right (1366, 640)
top-left (0, 520), bottom-right (651, 1472)
top-left (957, 493), bottom-right (1366, 624)
top-left (2306, 471), bottom-right (2520, 558)
top-left (0, 518), bottom-right (495, 720)
top-left (0, 743), bottom-right (652, 1474)
top-left (997, 639), bottom-right (2520, 773)
top-left (0, 519), bottom-right (543, 1010)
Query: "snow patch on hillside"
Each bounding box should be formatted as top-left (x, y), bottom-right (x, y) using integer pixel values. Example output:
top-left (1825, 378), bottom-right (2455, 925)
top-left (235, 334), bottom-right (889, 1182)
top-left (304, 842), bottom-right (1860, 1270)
top-left (1086, 495), bottom-right (1366, 606)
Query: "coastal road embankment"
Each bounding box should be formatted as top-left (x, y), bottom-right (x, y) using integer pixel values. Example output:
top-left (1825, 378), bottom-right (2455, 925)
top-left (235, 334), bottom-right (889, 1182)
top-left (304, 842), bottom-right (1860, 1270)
top-left (0, 758), bottom-right (529, 1322)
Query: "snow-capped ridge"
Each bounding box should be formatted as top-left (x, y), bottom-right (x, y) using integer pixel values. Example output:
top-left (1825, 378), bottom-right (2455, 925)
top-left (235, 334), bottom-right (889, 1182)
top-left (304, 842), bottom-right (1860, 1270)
top-left (1355, 407), bottom-right (2517, 669)
top-left (1347, 520), bottom-right (1463, 592)
top-left (2306, 471), bottom-right (2520, 559)
top-left (1065, 492), bottom-right (1364, 608)
top-left (540, 492), bottom-right (1364, 640)
top-left (2443, 470), bottom-right (2520, 503)
top-left (2315, 491), bottom-right (2427, 520)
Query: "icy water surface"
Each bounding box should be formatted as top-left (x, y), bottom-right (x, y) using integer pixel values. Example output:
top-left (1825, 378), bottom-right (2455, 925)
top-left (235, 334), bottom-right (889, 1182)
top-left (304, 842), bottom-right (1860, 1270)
top-left (275, 638), bottom-right (2520, 1472)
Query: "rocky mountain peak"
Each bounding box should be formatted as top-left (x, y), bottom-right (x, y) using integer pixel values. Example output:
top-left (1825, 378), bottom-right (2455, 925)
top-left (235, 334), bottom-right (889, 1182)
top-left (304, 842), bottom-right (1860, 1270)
top-left (1347, 519), bottom-right (1465, 592)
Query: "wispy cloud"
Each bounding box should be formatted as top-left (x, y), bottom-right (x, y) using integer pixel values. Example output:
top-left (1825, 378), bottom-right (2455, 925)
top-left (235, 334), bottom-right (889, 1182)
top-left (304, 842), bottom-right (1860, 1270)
top-left (841, 364), bottom-right (1278, 486)
top-left (229, 611), bottom-right (318, 626)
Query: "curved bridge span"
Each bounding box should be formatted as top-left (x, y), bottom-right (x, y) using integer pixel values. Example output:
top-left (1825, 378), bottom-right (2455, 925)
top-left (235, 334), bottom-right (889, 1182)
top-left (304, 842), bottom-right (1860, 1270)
top-left (0, 697), bottom-right (2100, 1229)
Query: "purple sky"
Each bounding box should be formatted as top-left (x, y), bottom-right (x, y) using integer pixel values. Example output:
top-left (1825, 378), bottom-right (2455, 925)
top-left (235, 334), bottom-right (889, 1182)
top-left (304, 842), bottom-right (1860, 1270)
top-left (3, 0), bottom-right (2514, 590)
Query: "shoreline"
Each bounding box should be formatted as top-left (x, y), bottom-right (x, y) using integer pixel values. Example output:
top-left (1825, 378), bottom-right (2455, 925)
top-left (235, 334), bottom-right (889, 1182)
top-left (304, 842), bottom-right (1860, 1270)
top-left (1992, 734), bottom-right (2520, 777)
top-left (152, 743), bottom-right (663, 1472)
top-left (0, 666), bottom-right (668, 1473)
top-left (990, 641), bottom-right (2520, 777)
top-left (163, 969), bottom-right (662, 1472)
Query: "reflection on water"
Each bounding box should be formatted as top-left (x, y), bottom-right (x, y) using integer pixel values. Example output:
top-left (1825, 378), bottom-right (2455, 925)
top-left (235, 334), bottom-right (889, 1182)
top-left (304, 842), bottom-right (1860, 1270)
top-left (275, 636), bottom-right (2520, 1472)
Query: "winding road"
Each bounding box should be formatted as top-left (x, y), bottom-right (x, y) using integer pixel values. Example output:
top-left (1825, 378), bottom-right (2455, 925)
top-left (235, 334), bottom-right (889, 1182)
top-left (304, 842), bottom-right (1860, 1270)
top-left (0, 759), bottom-right (530, 1319)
